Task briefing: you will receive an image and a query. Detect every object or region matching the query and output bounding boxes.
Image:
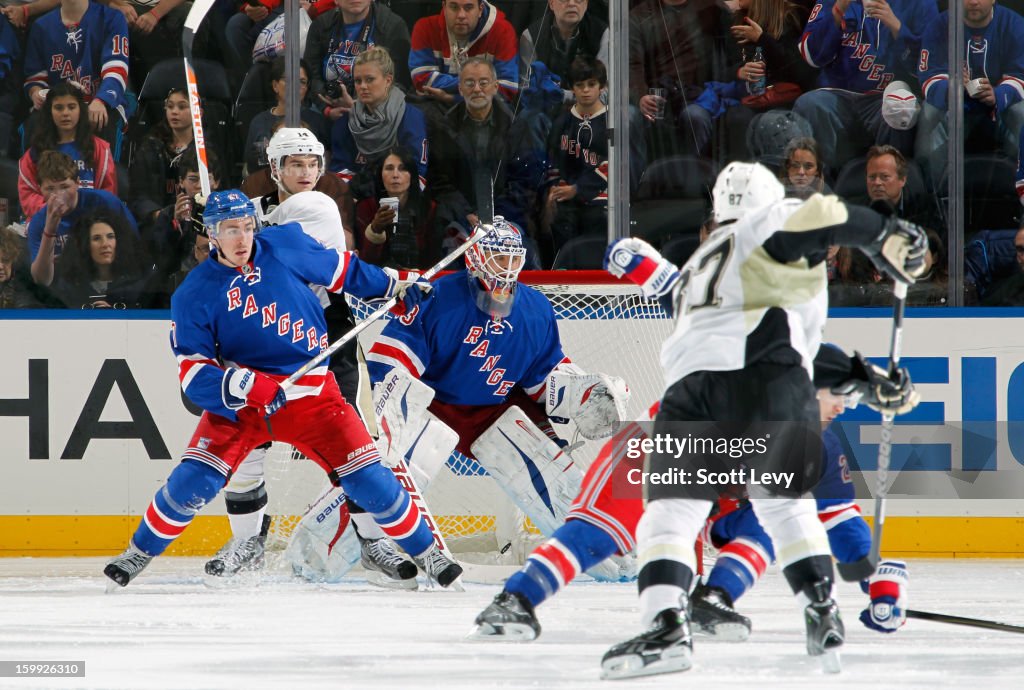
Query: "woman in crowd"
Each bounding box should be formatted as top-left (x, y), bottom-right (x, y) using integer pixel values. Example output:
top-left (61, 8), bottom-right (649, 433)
top-left (18, 83), bottom-right (117, 223)
top-left (128, 88), bottom-right (197, 227)
top-left (52, 210), bottom-right (159, 309)
top-left (780, 136), bottom-right (829, 199)
top-left (329, 46), bottom-right (427, 199)
top-left (0, 227), bottom-right (48, 309)
top-left (355, 146), bottom-right (436, 269)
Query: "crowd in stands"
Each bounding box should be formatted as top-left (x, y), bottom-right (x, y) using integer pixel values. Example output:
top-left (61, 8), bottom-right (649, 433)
top-left (1, 0), bottom-right (1024, 309)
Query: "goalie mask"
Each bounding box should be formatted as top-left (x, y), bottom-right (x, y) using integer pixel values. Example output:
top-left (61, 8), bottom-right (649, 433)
top-left (465, 217), bottom-right (527, 316)
top-left (203, 189), bottom-right (261, 240)
top-left (713, 161), bottom-right (785, 225)
top-left (267, 127), bottom-right (325, 193)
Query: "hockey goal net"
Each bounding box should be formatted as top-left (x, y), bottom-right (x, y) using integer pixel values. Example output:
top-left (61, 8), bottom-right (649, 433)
top-left (262, 271), bottom-right (672, 564)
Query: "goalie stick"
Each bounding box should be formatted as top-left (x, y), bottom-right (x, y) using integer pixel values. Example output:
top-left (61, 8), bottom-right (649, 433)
top-left (182, 0), bottom-right (217, 198)
top-left (907, 609), bottom-right (1024, 634)
top-left (869, 280), bottom-right (908, 569)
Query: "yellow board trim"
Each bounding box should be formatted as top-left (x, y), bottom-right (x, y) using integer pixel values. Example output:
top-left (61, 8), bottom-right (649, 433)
top-left (1, 516), bottom-right (1023, 558)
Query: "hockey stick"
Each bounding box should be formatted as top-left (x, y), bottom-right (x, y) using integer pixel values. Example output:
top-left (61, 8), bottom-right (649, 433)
top-left (907, 609), bottom-right (1024, 634)
top-left (280, 231), bottom-right (485, 392)
top-left (869, 280), bottom-right (908, 567)
top-left (182, 0), bottom-right (217, 198)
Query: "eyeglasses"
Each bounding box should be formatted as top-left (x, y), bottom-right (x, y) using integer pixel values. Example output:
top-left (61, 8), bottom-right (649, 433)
top-left (787, 161), bottom-right (817, 172)
top-left (462, 78), bottom-right (494, 90)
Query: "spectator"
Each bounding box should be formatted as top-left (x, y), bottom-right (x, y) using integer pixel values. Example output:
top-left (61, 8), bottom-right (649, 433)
top-left (793, 0), bottom-right (937, 172)
top-left (355, 145), bottom-right (438, 269)
top-left (849, 144), bottom-right (943, 232)
top-left (780, 135), bottom-right (829, 198)
top-left (0, 226), bottom-right (48, 309)
top-left (243, 56), bottom-right (328, 174)
top-left (128, 87), bottom-right (198, 227)
top-left (28, 150), bottom-right (138, 287)
top-left (164, 224), bottom-right (210, 296)
top-left (242, 124), bottom-right (355, 248)
top-left (0, 12), bottom-right (20, 158)
top-left (145, 148), bottom-right (223, 298)
top-left (409, 0), bottom-right (518, 120)
top-left (629, 0), bottom-right (728, 159)
top-left (224, 0), bottom-right (282, 84)
top-left (329, 46), bottom-right (428, 196)
top-left (18, 83), bottom-right (117, 223)
top-left (428, 56), bottom-right (543, 237)
top-left (52, 209), bottom-right (157, 308)
top-left (108, 0), bottom-right (189, 77)
top-left (519, 0), bottom-right (609, 106)
top-left (917, 0), bottom-right (1024, 190)
top-left (23, 0), bottom-right (132, 148)
top-left (1, 0), bottom-right (60, 29)
top-left (982, 226), bottom-right (1024, 305)
top-left (305, 0), bottom-right (412, 121)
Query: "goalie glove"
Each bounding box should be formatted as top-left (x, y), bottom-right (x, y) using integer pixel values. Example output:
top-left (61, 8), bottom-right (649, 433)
top-left (832, 352), bottom-right (920, 416)
top-left (604, 237), bottom-right (680, 299)
top-left (546, 369), bottom-right (630, 440)
top-left (859, 559), bottom-right (908, 633)
top-left (863, 216), bottom-right (928, 284)
top-left (380, 269), bottom-right (432, 318)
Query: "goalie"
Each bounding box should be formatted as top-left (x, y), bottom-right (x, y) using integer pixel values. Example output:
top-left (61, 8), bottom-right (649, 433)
top-left (287, 217), bottom-right (631, 583)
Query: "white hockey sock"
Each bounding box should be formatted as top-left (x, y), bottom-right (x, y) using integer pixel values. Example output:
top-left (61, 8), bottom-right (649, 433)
top-left (228, 507), bottom-right (266, 540)
top-left (636, 498), bottom-right (711, 626)
top-left (350, 510), bottom-right (387, 540)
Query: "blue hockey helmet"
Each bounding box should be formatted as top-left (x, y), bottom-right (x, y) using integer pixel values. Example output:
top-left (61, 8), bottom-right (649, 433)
top-left (203, 190), bottom-right (260, 239)
top-left (465, 216), bottom-right (527, 303)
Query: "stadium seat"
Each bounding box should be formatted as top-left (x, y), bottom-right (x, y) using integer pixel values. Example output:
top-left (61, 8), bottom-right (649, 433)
top-left (233, 62), bottom-right (275, 150)
top-left (833, 155), bottom-right (928, 201)
top-left (631, 155), bottom-right (715, 243)
top-left (0, 157), bottom-right (21, 223)
top-left (661, 234), bottom-right (700, 267)
top-left (551, 235), bottom-right (608, 270)
top-left (116, 163), bottom-right (131, 205)
top-left (960, 154), bottom-right (1019, 235)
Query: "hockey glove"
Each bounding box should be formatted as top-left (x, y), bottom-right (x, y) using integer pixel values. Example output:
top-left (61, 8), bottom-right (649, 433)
top-left (225, 367), bottom-right (287, 416)
top-left (190, 193), bottom-right (208, 237)
top-left (833, 352), bottom-right (919, 416)
top-left (863, 216), bottom-right (928, 284)
top-left (604, 238), bottom-right (680, 299)
top-left (382, 269), bottom-right (432, 317)
top-left (859, 560), bottom-right (909, 633)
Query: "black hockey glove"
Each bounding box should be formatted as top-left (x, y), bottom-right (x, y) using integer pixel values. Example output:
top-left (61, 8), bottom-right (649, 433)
top-left (832, 352), bottom-right (920, 417)
top-left (863, 215), bottom-right (927, 284)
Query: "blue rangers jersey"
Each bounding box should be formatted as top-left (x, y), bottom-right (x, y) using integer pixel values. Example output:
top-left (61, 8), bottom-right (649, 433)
top-left (813, 427), bottom-right (870, 564)
top-left (799, 0), bottom-right (936, 93)
top-left (171, 224), bottom-right (399, 421)
top-left (366, 271), bottom-right (569, 406)
top-left (23, 3), bottom-right (130, 121)
top-left (919, 6), bottom-right (1024, 114)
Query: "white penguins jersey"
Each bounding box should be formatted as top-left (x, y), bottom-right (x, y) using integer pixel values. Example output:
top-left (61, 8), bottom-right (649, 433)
top-left (661, 194), bottom-right (859, 390)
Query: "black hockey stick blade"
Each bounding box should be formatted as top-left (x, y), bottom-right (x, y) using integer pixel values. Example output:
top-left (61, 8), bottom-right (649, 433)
top-left (836, 554), bottom-right (877, 582)
top-left (907, 609), bottom-right (1024, 634)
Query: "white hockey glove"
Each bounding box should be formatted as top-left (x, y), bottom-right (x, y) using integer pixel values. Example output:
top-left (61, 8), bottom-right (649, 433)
top-left (863, 216), bottom-right (928, 284)
top-left (604, 237), bottom-right (680, 299)
top-left (546, 369), bottom-right (630, 440)
top-left (832, 352), bottom-right (920, 417)
top-left (859, 559), bottom-right (908, 633)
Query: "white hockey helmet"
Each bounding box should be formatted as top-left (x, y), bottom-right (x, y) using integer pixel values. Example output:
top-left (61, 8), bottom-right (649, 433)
top-left (267, 127), bottom-right (325, 189)
top-left (465, 216), bottom-right (527, 303)
top-left (712, 161), bottom-right (785, 225)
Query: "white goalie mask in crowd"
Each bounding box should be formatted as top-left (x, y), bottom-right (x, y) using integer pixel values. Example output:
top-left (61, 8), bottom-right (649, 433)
top-left (465, 217), bottom-right (527, 316)
top-left (712, 161), bottom-right (785, 225)
top-left (267, 127), bottom-right (325, 192)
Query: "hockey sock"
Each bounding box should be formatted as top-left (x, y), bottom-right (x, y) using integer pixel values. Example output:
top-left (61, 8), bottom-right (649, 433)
top-left (506, 519), bottom-right (619, 608)
top-left (705, 536), bottom-right (773, 604)
top-left (750, 494), bottom-right (834, 602)
top-left (224, 483), bottom-right (268, 540)
top-left (341, 463), bottom-right (434, 557)
top-left (637, 498), bottom-right (710, 625)
top-left (134, 460), bottom-right (226, 556)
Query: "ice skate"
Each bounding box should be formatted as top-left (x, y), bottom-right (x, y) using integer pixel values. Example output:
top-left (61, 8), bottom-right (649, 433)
top-left (413, 543), bottom-right (463, 588)
top-left (359, 535), bottom-right (418, 590)
top-left (601, 608), bottom-right (693, 680)
top-left (804, 579), bottom-right (844, 674)
top-left (103, 542), bottom-right (153, 589)
top-left (204, 515), bottom-right (271, 579)
top-left (468, 591), bottom-right (541, 641)
top-left (690, 583), bottom-right (751, 641)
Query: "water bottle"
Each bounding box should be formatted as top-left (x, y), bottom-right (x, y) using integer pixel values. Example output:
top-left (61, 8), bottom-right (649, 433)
top-left (751, 47), bottom-right (767, 96)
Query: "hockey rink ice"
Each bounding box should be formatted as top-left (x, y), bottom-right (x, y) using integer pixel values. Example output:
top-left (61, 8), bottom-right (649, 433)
top-left (1, 558), bottom-right (1021, 690)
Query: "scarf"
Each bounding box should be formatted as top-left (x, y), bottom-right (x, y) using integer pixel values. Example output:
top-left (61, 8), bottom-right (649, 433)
top-left (348, 86), bottom-right (407, 158)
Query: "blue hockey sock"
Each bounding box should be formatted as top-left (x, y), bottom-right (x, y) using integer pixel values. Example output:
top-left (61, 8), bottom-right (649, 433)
top-left (705, 537), bottom-right (772, 604)
top-left (341, 463), bottom-right (433, 557)
top-left (133, 460), bottom-right (225, 556)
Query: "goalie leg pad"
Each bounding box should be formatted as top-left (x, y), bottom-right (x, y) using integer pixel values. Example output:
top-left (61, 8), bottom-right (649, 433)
top-left (285, 486), bottom-right (362, 583)
top-left (546, 369), bottom-right (630, 440)
top-left (470, 406), bottom-right (583, 536)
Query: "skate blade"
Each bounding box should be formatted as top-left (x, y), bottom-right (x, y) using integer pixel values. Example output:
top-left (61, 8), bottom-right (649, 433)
top-left (203, 569), bottom-right (262, 589)
top-left (818, 649), bottom-right (841, 674)
top-left (465, 621), bottom-right (538, 642)
top-left (693, 622), bottom-right (750, 642)
top-left (600, 647), bottom-right (692, 680)
top-left (364, 570), bottom-right (419, 591)
top-left (104, 578), bottom-right (125, 594)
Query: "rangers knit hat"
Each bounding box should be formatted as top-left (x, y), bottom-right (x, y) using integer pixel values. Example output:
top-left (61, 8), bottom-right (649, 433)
top-left (882, 81), bottom-right (921, 131)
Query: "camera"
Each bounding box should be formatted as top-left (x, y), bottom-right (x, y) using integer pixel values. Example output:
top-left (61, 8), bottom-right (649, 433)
top-left (325, 80), bottom-right (344, 100)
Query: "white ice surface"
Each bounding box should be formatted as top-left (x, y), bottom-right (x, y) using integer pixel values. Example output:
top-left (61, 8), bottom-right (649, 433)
top-left (1, 558), bottom-right (1022, 690)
